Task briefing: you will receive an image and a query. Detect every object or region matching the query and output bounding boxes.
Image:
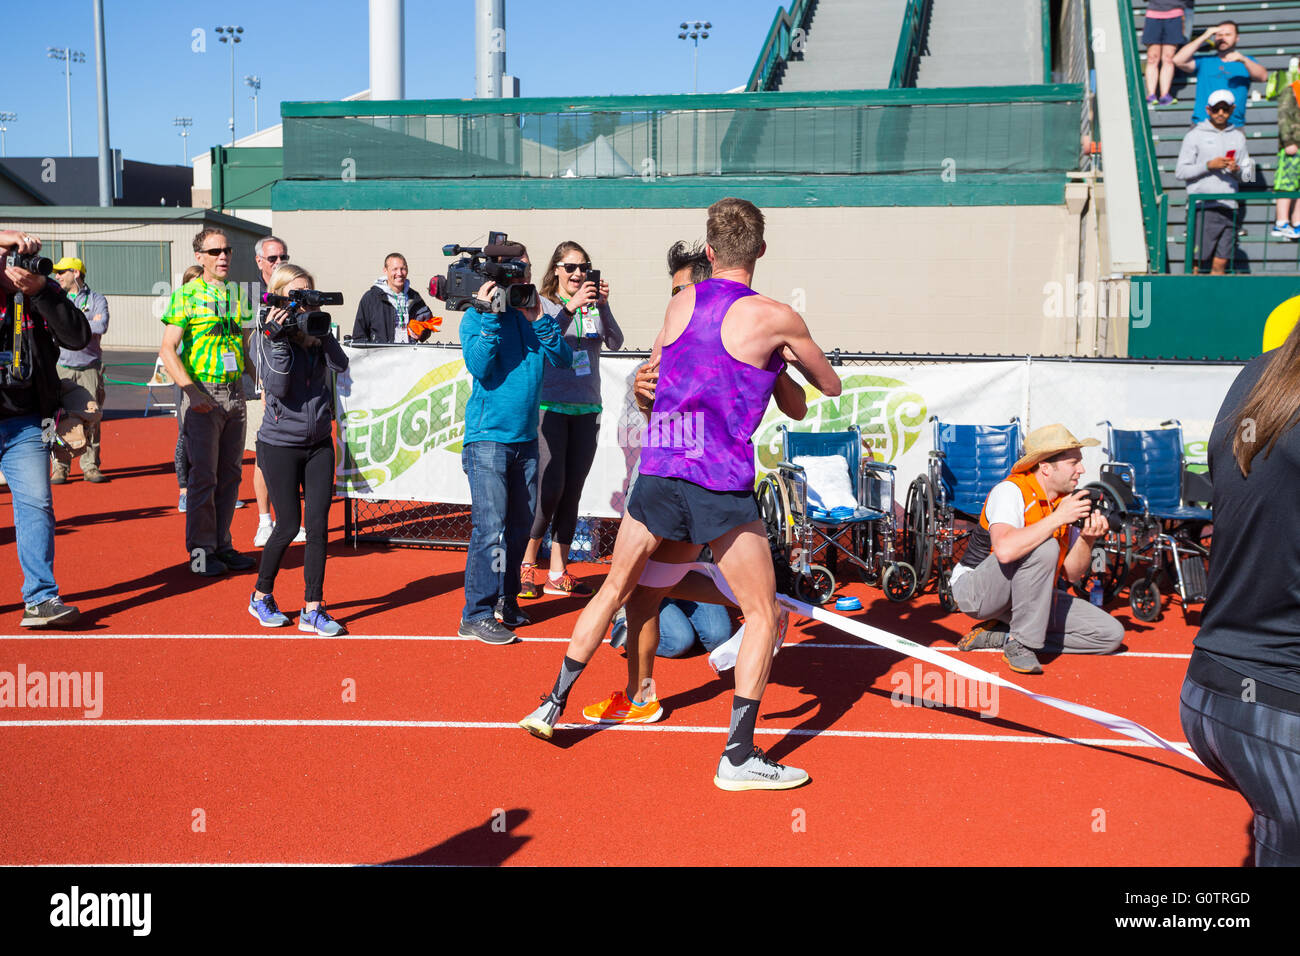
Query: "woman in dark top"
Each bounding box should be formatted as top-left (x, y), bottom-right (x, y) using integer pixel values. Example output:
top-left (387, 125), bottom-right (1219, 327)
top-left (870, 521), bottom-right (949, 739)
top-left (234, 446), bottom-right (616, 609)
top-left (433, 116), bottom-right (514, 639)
top-left (247, 264), bottom-right (349, 635)
top-left (1181, 320), bottom-right (1300, 866)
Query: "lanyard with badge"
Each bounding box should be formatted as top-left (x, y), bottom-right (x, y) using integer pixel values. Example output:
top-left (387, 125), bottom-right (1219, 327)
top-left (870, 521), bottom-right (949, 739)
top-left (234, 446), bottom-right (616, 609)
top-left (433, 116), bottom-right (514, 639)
top-left (564, 296), bottom-right (599, 377)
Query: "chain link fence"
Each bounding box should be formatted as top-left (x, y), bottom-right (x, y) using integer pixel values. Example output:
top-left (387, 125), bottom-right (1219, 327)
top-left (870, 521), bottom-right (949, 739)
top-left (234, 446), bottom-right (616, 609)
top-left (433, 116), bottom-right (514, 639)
top-left (341, 348), bottom-right (1241, 561)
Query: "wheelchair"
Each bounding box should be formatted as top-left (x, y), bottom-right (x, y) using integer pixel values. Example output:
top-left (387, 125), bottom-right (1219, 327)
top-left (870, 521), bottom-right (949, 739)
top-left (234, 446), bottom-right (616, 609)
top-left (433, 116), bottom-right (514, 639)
top-left (1077, 420), bottom-right (1212, 623)
top-left (755, 425), bottom-right (917, 605)
top-left (902, 416), bottom-right (1023, 612)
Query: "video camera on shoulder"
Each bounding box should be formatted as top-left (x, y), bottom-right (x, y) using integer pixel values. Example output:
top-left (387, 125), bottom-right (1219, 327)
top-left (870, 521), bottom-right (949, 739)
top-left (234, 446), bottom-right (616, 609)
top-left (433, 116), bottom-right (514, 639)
top-left (259, 289), bottom-right (343, 341)
top-left (428, 230), bottom-right (537, 314)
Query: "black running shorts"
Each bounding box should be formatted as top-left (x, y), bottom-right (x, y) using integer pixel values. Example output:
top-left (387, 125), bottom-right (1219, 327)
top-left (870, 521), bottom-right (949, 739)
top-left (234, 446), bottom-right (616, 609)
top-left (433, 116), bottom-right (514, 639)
top-left (627, 473), bottom-right (760, 545)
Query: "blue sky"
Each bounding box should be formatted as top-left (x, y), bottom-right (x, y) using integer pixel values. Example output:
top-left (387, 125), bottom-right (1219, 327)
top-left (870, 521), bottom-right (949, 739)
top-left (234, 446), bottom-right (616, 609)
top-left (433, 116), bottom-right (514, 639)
top-left (6, 0), bottom-right (780, 166)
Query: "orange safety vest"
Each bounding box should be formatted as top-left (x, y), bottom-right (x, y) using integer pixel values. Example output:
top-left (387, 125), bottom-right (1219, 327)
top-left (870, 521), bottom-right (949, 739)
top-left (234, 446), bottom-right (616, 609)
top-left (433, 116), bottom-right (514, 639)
top-left (977, 472), bottom-right (1070, 576)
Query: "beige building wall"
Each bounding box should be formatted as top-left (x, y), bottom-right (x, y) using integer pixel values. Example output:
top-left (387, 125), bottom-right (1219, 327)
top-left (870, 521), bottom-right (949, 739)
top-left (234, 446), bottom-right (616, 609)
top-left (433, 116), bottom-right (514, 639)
top-left (1, 211), bottom-right (268, 349)
top-left (274, 203), bottom-right (1093, 355)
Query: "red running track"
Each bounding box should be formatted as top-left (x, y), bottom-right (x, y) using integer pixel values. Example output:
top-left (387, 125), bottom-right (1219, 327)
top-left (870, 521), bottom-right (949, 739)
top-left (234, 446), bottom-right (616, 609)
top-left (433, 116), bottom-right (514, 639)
top-left (0, 418), bottom-right (1252, 865)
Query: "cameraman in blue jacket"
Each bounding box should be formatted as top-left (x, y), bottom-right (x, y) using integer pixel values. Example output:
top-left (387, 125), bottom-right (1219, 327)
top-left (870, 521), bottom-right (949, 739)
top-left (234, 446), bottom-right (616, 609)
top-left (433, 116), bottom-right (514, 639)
top-left (458, 250), bottom-right (572, 644)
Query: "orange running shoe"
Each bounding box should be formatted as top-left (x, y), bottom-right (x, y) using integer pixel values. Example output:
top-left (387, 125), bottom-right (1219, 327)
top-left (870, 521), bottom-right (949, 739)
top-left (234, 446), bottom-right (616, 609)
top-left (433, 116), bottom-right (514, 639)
top-left (543, 570), bottom-right (593, 597)
top-left (518, 563), bottom-right (542, 600)
top-left (581, 690), bottom-right (663, 724)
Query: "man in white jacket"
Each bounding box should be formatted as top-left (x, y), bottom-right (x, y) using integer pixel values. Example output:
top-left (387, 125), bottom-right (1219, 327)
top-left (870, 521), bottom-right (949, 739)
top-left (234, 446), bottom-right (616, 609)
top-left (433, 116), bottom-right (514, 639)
top-left (1177, 88), bottom-right (1255, 275)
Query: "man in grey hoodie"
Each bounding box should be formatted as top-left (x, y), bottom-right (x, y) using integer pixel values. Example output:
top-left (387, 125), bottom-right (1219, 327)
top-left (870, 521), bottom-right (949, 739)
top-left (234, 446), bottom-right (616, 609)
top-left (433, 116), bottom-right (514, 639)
top-left (1177, 88), bottom-right (1255, 274)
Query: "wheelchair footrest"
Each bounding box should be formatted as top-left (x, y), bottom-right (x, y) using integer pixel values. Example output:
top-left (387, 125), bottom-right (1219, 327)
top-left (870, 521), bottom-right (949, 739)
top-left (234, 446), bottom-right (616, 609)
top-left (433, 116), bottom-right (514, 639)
top-left (1180, 556), bottom-right (1208, 603)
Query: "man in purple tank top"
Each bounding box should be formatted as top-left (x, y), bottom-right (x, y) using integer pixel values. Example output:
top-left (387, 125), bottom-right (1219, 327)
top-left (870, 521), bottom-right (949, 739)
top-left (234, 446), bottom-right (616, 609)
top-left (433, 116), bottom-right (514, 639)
top-left (520, 198), bottom-right (842, 791)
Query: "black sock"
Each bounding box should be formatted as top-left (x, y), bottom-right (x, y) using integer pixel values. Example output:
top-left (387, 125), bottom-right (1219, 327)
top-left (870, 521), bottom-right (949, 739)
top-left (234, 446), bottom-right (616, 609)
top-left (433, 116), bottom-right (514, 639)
top-left (725, 695), bottom-right (760, 766)
top-left (549, 656), bottom-right (586, 708)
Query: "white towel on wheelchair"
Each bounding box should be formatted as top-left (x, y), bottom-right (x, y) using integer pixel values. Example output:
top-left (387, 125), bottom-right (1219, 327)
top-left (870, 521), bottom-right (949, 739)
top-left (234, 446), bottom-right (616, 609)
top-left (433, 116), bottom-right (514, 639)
top-left (792, 454), bottom-right (870, 521)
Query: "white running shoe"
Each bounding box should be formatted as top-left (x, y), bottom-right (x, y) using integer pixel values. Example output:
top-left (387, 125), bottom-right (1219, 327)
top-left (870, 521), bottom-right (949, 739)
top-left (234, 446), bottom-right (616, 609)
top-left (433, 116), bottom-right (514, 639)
top-left (714, 746), bottom-right (809, 791)
top-left (293, 526), bottom-right (307, 543)
top-left (253, 522), bottom-right (273, 547)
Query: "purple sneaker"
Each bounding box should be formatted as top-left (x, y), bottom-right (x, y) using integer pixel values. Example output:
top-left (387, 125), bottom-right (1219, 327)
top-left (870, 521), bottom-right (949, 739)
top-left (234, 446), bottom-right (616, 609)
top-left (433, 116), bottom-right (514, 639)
top-left (1158, 95), bottom-right (1175, 106)
top-left (299, 605), bottom-right (346, 636)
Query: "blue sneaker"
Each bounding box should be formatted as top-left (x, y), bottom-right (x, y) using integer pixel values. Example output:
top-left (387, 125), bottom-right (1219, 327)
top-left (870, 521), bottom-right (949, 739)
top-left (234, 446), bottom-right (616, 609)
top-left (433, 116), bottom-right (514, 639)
top-left (248, 592), bottom-right (290, 627)
top-left (299, 605), bottom-right (346, 636)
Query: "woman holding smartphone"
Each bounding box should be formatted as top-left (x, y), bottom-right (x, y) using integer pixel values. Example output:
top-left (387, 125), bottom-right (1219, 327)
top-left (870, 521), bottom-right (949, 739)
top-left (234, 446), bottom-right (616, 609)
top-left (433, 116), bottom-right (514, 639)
top-left (518, 241), bottom-right (623, 600)
top-left (247, 263), bottom-right (349, 635)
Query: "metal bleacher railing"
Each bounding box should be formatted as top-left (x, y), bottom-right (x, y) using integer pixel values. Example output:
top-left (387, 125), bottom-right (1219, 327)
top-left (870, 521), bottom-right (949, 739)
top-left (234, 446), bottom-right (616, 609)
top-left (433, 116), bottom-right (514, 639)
top-left (745, 0), bottom-right (816, 92)
top-left (889, 0), bottom-right (934, 88)
top-left (1184, 191), bottom-right (1300, 271)
top-left (1120, 0), bottom-right (1170, 273)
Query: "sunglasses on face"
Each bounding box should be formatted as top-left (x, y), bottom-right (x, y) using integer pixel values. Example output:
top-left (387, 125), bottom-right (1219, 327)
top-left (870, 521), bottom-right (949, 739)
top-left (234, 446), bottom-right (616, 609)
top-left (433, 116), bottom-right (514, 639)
top-left (201, 247), bottom-right (233, 257)
top-left (559, 262), bottom-right (592, 274)
top-left (261, 254), bottom-right (289, 263)
top-left (1208, 104), bottom-right (1233, 113)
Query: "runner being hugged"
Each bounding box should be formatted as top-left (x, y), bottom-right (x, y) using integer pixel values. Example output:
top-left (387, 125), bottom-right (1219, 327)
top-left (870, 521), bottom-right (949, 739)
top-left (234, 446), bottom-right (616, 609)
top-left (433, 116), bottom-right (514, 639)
top-left (519, 197), bottom-right (842, 791)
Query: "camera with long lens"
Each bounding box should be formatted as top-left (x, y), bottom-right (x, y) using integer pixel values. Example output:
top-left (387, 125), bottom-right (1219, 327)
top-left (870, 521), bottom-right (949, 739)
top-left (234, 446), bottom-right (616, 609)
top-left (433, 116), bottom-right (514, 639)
top-left (428, 230), bottom-right (537, 314)
top-left (4, 251), bottom-right (53, 276)
top-left (259, 289), bottom-right (343, 341)
top-left (1073, 488), bottom-right (1124, 533)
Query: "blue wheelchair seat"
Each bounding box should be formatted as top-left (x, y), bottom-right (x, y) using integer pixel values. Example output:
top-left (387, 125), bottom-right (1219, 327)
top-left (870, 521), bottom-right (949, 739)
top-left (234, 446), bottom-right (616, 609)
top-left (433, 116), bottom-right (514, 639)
top-left (1109, 426), bottom-right (1210, 519)
top-left (935, 421), bottom-right (1022, 517)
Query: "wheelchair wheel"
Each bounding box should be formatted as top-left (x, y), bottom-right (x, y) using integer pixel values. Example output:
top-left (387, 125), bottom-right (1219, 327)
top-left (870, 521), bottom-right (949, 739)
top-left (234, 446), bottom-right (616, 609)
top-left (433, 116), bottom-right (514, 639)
top-left (882, 561), bottom-right (918, 603)
top-left (903, 475), bottom-right (936, 590)
top-left (1070, 483), bottom-right (1131, 605)
top-left (795, 564), bottom-right (836, 605)
top-left (756, 474), bottom-right (792, 550)
top-left (1129, 576), bottom-right (1162, 623)
top-left (937, 575), bottom-right (959, 613)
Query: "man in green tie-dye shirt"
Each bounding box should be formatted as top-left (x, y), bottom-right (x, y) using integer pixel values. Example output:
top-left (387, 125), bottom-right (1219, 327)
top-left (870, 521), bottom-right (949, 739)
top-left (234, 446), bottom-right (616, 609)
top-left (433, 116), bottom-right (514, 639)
top-left (159, 227), bottom-right (257, 576)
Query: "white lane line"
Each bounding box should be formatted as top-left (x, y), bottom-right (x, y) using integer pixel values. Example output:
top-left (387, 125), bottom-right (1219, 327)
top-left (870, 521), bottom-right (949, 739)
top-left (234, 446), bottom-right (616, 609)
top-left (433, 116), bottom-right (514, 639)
top-left (0, 717), bottom-right (1185, 749)
top-left (0, 634), bottom-right (1193, 659)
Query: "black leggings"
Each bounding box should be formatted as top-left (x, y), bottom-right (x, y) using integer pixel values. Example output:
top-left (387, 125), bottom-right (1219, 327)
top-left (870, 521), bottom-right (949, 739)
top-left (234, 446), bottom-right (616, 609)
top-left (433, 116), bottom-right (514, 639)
top-left (530, 410), bottom-right (599, 545)
top-left (255, 438), bottom-right (334, 602)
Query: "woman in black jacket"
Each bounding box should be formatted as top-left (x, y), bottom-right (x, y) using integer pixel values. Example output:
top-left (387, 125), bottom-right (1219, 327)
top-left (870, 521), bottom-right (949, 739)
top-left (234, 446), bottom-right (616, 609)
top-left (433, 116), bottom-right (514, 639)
top-left (248, 264), bottom-right (349, 634)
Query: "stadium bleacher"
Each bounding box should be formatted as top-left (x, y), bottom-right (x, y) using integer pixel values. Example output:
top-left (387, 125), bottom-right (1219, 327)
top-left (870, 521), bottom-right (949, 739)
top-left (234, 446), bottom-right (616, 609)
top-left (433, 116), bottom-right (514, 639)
top-left (1135, 0), bottom-right (1300, 272)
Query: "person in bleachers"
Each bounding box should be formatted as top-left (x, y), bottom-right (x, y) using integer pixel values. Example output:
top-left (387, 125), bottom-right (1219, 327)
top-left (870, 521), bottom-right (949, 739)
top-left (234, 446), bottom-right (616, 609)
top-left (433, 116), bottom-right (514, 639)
top-left (1176, 89), bottom-right (1255, 275)
top-left (1273, 75), bottom-right (1300, 240)
top-left (1174, 21), bottom-right (1267, 128)
top-left (1142, 1), bottom-right (1192, 106)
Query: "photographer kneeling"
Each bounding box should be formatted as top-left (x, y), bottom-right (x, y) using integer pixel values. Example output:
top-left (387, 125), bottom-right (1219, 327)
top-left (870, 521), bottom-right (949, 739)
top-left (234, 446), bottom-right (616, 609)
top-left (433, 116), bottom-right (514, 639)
top-left (951, 424), bottom-right (1124, 674)
top-left (248, 264), bottom-right (349, 635)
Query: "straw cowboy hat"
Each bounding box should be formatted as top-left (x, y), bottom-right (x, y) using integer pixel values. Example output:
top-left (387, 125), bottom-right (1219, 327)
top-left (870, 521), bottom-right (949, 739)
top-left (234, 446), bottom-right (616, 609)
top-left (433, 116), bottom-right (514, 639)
top-left (1011, 424), bottom-right (1099, 474)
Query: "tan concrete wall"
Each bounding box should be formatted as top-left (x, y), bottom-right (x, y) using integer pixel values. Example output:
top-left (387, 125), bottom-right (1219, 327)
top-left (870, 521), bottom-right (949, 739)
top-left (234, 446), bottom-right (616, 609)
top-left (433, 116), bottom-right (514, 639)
top-left (273, 204), bottom-right (1085, 355)
top-left (3, 215), bottom-right (267, 349)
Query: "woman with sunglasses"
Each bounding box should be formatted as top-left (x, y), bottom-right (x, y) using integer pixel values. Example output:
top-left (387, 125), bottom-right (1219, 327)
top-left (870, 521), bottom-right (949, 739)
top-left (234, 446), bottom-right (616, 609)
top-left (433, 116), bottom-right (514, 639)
top-left (247, 263), bottom-right (349, 635)
top-left (518, 241), bottom-right (623, 600)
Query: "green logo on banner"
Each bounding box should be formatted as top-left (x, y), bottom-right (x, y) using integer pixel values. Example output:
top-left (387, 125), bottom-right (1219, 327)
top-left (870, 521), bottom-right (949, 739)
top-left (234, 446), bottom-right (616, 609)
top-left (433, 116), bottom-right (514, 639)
top-left (754, 374), bottom-right (928, 469)
top-left (338, 359), bottom-right (472, 492)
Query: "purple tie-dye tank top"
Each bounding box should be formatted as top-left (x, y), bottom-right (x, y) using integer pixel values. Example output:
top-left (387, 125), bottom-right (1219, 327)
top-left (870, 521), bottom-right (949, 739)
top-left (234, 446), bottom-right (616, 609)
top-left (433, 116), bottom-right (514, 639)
top-left (639, 278), bottom-right (784, 492)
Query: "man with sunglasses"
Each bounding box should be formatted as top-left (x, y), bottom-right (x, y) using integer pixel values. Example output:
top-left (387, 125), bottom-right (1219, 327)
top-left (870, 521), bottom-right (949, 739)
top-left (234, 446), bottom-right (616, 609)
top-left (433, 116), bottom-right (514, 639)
top-left (159, 228), bottom-right (256, 575)
top-left (1174, 21), bottom-right (1267, 129)
top-left (1177, 89), bottom-right (1255, 275)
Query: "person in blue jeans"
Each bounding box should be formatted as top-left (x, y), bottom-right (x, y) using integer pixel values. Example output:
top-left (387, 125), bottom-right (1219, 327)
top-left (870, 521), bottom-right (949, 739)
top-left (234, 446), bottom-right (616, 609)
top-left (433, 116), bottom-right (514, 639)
top-left (611, 597), bottom-right (733, 658)
top-left (1175, 20), bottom-right (1267, 127)
top-left (458, 248), bottom-right (572, 645)
top-left (0, 229), bottom-right (91, 627)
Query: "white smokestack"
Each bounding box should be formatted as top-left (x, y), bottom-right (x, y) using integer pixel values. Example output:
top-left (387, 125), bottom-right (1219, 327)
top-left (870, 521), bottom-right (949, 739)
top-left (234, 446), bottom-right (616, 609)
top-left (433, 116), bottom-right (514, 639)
top-left (369, 0), bottom-right (405, 100)
top-left (476, 0), bottom-right (506, 98)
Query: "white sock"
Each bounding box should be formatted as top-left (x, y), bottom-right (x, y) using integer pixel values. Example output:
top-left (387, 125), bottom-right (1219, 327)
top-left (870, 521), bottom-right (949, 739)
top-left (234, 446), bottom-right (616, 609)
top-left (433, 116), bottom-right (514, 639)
top-left (259, 513), bottom-right (273, 526)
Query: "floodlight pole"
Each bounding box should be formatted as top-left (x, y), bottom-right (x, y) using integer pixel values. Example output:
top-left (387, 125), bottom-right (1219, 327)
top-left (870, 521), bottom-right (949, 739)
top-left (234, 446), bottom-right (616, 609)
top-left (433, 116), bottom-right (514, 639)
top-left (48, 47), bottom-right (86, 156)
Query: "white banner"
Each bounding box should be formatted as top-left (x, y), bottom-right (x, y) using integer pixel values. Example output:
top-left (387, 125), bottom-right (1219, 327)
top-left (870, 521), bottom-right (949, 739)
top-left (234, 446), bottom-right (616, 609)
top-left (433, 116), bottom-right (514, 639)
top-left (335, 346), bottom-right (1240, 513)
